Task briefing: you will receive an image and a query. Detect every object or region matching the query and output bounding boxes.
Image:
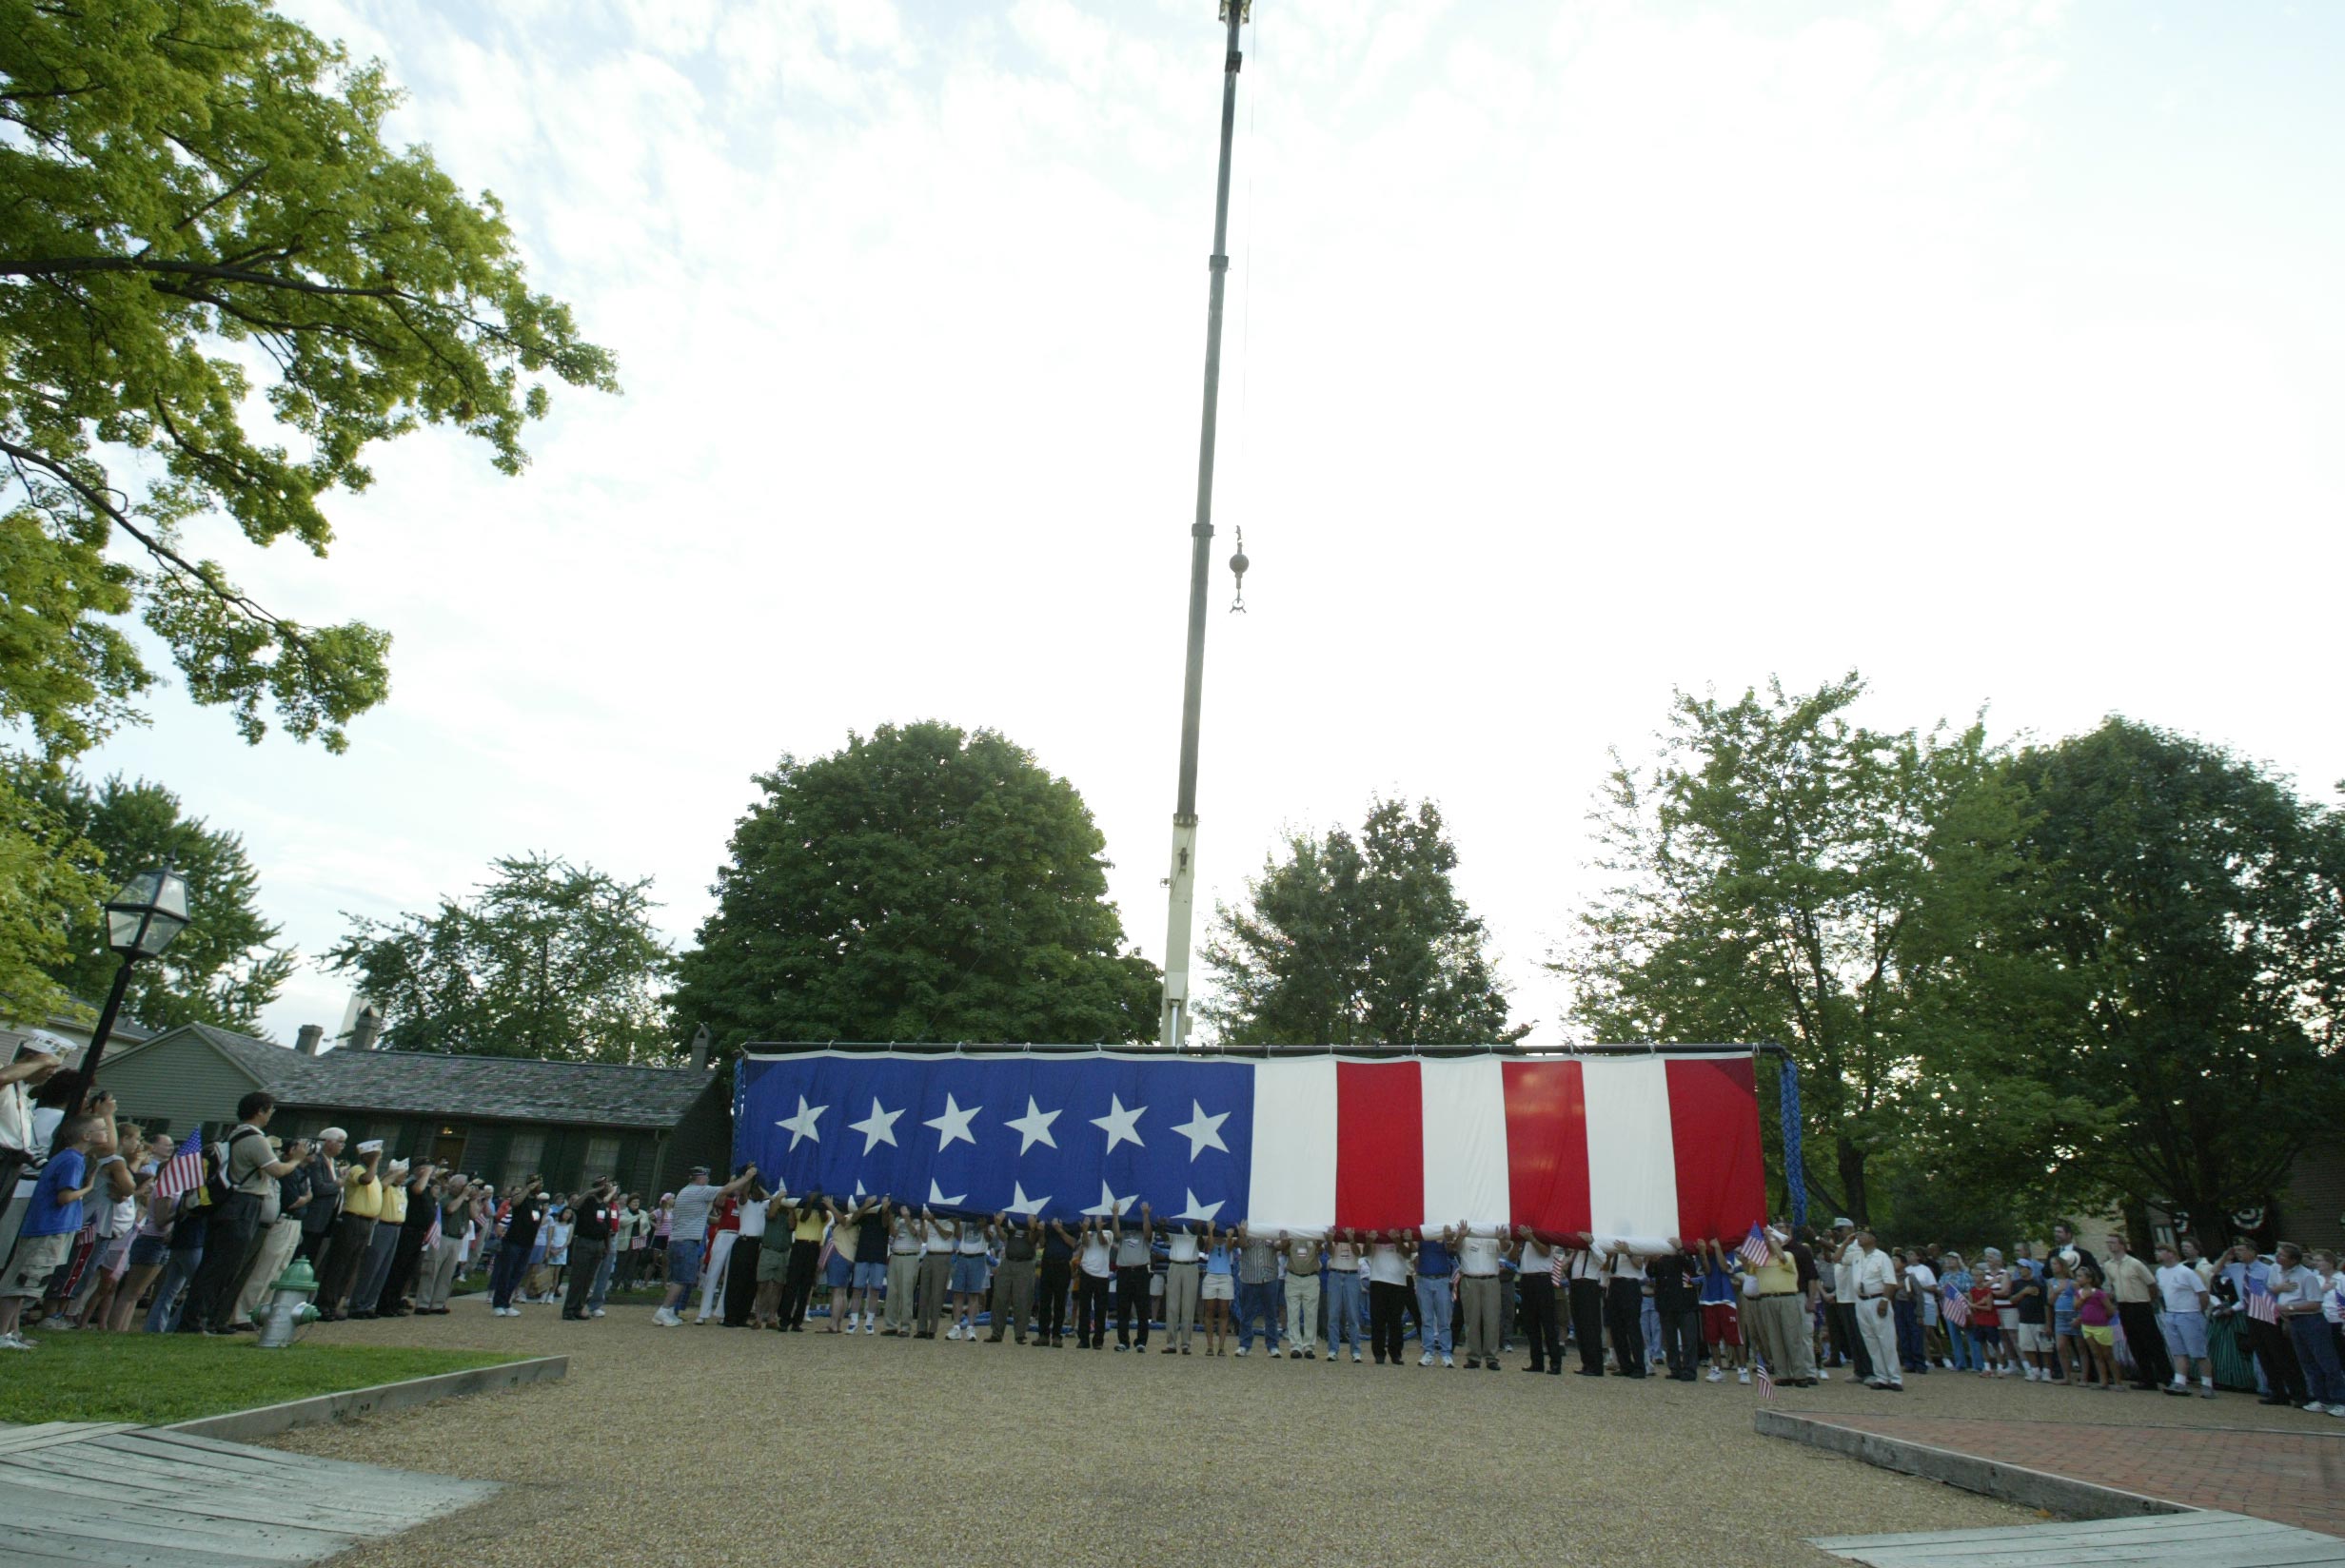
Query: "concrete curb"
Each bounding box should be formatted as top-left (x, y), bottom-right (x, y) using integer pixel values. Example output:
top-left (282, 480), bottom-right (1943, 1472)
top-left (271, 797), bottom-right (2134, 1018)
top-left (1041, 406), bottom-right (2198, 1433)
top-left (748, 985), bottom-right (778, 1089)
top-left (1754, 1410), bottom-right (2187, 1520)
top-left (168, 1355), bottom-right (569, 1443)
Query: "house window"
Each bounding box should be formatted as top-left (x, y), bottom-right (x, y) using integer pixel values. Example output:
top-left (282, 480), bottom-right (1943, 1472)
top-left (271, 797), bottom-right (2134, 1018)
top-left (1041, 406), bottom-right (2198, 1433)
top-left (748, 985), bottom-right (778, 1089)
top-left (502, 1131), bottom-right (545, 1190)
top-left (580, 1134), bottom-right (621, 1186)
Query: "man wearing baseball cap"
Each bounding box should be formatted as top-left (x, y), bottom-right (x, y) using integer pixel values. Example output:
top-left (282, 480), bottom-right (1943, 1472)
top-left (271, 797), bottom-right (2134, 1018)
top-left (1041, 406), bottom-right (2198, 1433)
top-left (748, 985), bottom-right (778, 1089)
top-left (653, 1162), bottom-right (754, 1327)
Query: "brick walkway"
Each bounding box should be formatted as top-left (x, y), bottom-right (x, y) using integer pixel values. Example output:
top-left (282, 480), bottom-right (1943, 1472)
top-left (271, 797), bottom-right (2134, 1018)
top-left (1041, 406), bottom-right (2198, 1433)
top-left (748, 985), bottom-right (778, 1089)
top-left (1807, 1413), bottom-right (2345, 1536)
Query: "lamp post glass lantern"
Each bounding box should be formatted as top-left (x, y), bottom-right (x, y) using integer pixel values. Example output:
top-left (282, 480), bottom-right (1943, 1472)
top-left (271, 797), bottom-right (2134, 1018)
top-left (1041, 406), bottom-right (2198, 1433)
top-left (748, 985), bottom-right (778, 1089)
top-left (106, 868), bottom-right (191, 958)
top-left (68, 867), bottom-right (192, 1115)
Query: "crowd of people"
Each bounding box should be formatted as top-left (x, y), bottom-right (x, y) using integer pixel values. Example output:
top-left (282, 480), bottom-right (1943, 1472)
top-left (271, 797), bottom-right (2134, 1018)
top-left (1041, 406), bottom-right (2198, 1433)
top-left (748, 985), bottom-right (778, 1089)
top-left (6, 1041), bottom-right (2344, 1421)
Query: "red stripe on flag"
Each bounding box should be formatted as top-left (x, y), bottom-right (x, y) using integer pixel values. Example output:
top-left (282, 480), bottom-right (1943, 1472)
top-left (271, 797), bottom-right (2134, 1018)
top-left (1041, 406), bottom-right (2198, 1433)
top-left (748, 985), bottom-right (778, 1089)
top-left (1334, 1060), bottom-right (1422, 1231)
top-left (1500, 1059), bottom-right (1589, 1236)
top-left (1665, 1055), bottom-right (1765, 1245)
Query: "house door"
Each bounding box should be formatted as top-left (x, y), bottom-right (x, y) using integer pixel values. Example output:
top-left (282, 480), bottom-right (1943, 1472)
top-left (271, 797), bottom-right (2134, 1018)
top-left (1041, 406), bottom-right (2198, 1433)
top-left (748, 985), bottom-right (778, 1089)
top-left (432, 1126), bottom-right (467, 1173)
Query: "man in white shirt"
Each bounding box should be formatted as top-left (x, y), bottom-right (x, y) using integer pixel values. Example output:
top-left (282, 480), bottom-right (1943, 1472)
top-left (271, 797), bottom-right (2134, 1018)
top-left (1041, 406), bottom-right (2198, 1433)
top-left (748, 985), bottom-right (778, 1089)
top-left (1829, 1218), bottom-right (1873, 1382)
top-left (882, 1205), bottom-right (922, 1337)
top-left (2152, 1242), bottom-right (2216, 1398)
top-left (1602, 1241), bottom-right (1650, 1378)
top-left (916, 1207), bottom-right (956, 1341)
top-left (1456, 1225), bottom-right (1506, 1372)
top-left (1849, 1229), bottom-right (1902, 1390)
top-left (1565, 1243), bottom-right (1606, 1376)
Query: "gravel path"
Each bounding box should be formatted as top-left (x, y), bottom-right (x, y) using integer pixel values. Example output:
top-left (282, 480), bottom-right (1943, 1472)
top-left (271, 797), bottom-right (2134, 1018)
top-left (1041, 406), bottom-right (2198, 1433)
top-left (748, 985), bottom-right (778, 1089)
top-left (273, 1302), bottom-right (2060, 1568)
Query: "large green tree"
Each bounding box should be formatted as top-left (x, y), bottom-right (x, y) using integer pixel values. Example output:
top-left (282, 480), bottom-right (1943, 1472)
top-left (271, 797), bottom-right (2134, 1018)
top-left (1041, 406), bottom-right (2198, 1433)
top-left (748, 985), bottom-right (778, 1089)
top-left (1201, 796), bottom-right (1527, 1048)
top-left (1557, 675), bottom-right (2099, 1225)
top-left (14, 768), bottom-right (292, 1032)
top-left (2010, 719), bottom-right (2345, 1250)
top-left (671, 722), bottom-right (1161, 1049)
top-left (1, 0), bottom-right (615, 755)
top-left (326, 853), bottom-right (674, 1064)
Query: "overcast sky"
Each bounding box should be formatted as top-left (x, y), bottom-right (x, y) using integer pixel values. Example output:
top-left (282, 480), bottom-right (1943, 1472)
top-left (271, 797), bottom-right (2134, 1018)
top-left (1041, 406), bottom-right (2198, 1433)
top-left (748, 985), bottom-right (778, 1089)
top-left (85, 0), bottom-right (2345, 1050)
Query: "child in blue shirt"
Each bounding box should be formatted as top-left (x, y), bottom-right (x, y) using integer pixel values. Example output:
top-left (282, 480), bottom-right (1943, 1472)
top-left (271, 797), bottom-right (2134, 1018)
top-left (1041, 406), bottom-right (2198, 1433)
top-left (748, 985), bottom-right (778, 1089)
top-left (1698, 1238), bottom-right (1748, 1383)
top-left (1, 1113), bottom-right (106, 1348)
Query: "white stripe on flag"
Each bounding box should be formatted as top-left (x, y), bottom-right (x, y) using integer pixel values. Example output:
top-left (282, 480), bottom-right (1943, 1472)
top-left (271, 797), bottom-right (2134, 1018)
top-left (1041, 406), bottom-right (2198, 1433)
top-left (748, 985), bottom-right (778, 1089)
top-left (1420, 1057), bottom-right (1509, 1231)
top-left (1246, 1058), bottom-right (1336, 1232)
top-left (1583, 1057), bottom-right (1680, 1241)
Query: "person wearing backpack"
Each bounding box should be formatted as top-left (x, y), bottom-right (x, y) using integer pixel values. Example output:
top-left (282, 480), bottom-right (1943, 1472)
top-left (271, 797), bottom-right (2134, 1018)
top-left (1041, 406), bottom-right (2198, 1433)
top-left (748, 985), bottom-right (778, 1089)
top-left (177, 1093), bottom-right (306, 1335)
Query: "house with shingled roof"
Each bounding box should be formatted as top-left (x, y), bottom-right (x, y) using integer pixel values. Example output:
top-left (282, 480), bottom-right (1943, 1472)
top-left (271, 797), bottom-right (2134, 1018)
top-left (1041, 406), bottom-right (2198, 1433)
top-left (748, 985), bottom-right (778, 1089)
top-left (93, 1022), bottom-right (731, 1198)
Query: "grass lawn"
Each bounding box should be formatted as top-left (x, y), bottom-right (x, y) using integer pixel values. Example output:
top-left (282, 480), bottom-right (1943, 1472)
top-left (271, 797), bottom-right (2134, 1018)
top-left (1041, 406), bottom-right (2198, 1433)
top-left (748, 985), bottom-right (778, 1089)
top-left (0, 1332), bottom-right (519, 1425)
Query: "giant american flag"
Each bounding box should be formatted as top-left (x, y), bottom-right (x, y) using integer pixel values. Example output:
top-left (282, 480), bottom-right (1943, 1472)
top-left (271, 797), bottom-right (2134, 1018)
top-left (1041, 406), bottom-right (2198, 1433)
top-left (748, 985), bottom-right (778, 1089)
top-left (737, 1046), bottom-right (1767, 1242)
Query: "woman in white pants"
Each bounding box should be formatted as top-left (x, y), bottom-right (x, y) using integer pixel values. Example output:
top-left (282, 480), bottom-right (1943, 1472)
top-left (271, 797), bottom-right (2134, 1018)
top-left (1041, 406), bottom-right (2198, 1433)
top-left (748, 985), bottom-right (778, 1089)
top-left (695, 1194), bottom-right (741, 1323)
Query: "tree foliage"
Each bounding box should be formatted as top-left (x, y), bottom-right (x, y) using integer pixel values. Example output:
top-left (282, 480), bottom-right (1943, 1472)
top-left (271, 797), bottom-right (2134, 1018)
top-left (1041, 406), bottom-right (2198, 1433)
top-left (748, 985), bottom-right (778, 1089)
top-left (1202, 796), bottom-right (1526, 1048)
top-left (670, 722), bottom-right (1161, 1050)
top-left (0, 766), bottom-right (105, 1025)
top-left (326, 853), bottom-right (674, 1064)
top-left (1, 0), bottom-right (616, 755)
top-left (12, 768), bottom-right (292, 1033)
top-left (1556, 675), bottom-right (2099, 1225)
top-left (2010, 719), bottom-right (2345, 1251)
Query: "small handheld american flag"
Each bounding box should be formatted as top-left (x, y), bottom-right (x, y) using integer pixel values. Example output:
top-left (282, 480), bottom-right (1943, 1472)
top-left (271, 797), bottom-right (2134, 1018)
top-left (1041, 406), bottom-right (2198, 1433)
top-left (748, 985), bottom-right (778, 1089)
top-left (1941, 1282), bottom-right (1970, 1327)
top-left (154, 1127), bottom-right (206, 1202)
top-left (2244, 1276), bottom-right (2278, 1325)
top-left (423, 1208), bottom-right (443, 1253)
top-left (1550, 1248), bottom-right (1565, 1288)
top-left (1753, 1358), bottom-right (1775, 1400)
top-left (1737, 1225), bottom-right (1772, 1270)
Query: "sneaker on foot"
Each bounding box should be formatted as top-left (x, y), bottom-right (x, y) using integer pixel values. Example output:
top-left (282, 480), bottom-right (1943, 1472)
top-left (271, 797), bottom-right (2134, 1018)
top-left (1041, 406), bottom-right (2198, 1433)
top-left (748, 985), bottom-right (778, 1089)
top-left (1706, 1366), bottom-right (1724, 1382)
top-left (1737, 1367), bottom-right (1751, 1384)
top-left (1352, 1352), bottom-right (1363, 1362)
top-left (1419, 1351), bottom-right (1434, 1367)
top-left (1233, 1346), bottom-right (1249, 1357)
top-left (1442, 1354), bottom-right (1455, 1368)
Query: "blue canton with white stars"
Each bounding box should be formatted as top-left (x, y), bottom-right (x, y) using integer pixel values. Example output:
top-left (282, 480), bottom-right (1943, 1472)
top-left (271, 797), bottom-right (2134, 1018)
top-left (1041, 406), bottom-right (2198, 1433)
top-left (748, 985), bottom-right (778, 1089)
top-left (736, 1053), bottom-right (1254, 1225)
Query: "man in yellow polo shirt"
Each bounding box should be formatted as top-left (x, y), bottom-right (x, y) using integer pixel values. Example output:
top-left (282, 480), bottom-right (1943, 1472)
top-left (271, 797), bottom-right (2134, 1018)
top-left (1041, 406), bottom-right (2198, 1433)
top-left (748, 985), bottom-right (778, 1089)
top-left (1743, 1225), bottom-right (1815, 1386)
top-left (778, 1188), bottom-right (829, 1331)
top-left (316, 1141), bottom-right (384, 1321)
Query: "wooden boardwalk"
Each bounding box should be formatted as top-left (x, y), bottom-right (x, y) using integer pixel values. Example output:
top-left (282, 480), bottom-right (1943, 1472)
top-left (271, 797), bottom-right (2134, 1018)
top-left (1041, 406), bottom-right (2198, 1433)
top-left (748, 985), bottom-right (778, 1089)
top-left (1815, 1510), bottom-right (2345, 1567)
top-left (0, 1420), bottom-right (497, 1566)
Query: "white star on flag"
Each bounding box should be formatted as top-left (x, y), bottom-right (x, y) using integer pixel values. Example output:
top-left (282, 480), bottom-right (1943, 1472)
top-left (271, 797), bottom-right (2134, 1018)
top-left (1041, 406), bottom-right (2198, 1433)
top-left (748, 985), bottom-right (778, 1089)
top-left (927, 1178), bottom-right (967, 1207)
top-left (854, 1178), bottom-right (867, 1197)
top-left (1004, 1096), bottom-right (1061, 1155)
top-left (1080, 1180), bottom-right (1133, 1218)
top-left (1006, 1181), bottom-right (1050, 1217)
top-left (1171, 1100), bottom-right (1229, 1160)
top-left (1174, 1187), bottom-right (1224, 1223)
top-left (848, 1098), bottom-right (903, 1155)
top-left (777, 1095), bottom-right (827, 1150)
top-left (1090, 1093), bottom-right (1147, 1153)
top-left (923, 1093), bottom-right (982, 1151)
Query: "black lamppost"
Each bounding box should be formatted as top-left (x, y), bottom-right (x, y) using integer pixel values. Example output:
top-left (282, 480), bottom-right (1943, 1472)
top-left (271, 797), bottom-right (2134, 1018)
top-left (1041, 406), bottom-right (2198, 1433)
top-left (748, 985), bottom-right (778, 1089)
top-left (66, 867), bottom-right (191, 1115)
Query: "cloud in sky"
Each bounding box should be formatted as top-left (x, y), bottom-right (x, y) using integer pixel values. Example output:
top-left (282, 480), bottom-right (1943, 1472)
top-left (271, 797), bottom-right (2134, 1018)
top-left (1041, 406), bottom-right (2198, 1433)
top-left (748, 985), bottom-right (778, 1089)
top-left (85, 0), bottom-right (2345, 1048)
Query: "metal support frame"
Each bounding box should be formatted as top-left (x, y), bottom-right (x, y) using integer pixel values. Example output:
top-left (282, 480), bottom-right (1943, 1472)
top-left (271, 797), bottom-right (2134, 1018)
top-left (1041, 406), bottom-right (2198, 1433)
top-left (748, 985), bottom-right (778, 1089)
top-left (1158, 2), bottom-right (1248, 1049)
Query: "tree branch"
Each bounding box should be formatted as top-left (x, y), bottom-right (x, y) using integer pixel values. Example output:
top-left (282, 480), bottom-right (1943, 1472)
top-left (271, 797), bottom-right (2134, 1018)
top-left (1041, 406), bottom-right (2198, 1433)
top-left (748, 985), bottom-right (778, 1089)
top-left (0, 254), bottom-right (401, 298)
top-left (0, 436), bottom-right (326, 666)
